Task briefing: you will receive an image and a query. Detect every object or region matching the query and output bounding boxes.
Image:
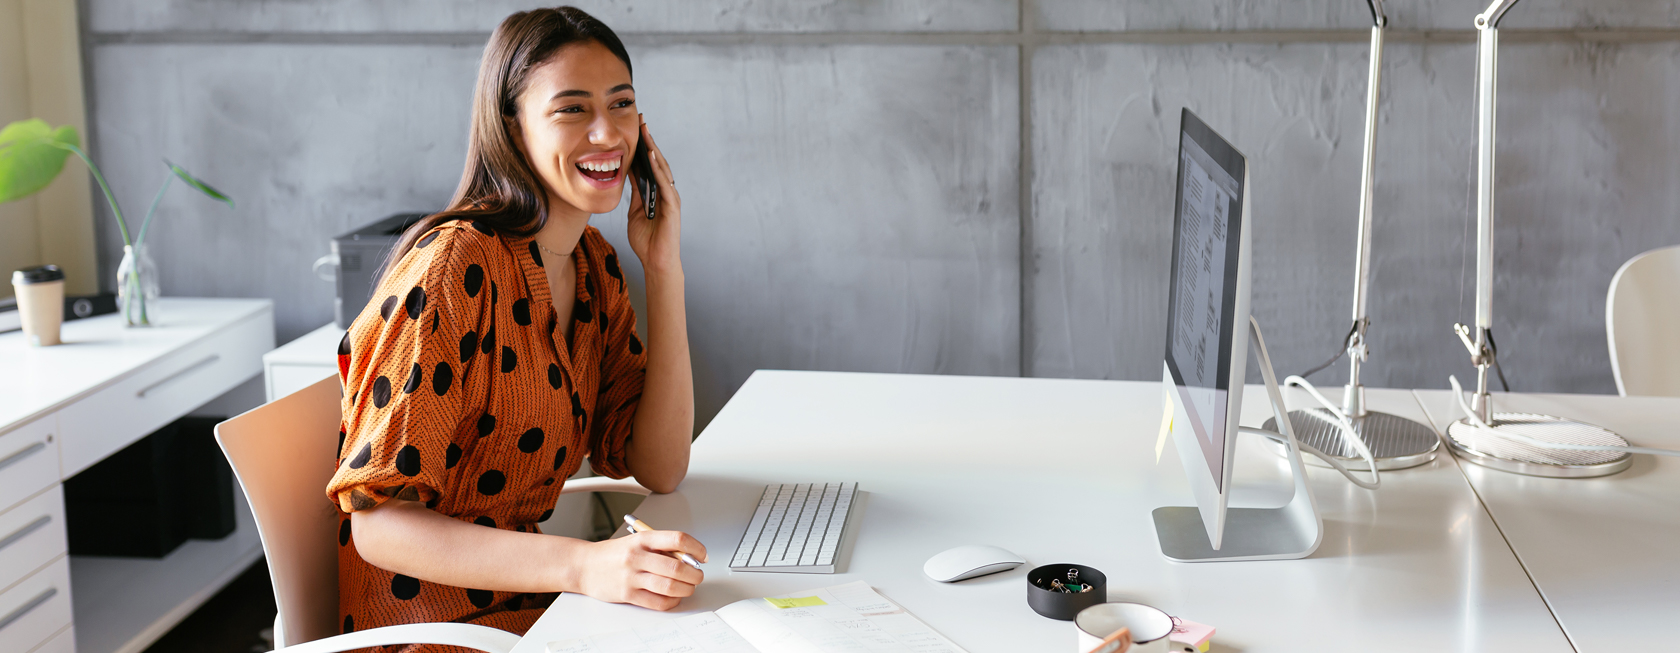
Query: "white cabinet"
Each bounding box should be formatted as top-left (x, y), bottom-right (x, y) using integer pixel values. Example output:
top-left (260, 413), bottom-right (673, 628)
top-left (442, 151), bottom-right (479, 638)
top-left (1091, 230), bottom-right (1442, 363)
top-left (263, 323), bottom-right (341, 402)
top-left (0, 298), bottom-right (273, 653)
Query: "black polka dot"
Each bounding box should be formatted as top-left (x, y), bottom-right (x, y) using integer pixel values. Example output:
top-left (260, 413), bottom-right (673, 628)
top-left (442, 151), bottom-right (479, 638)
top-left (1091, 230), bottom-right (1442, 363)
top-left (403, 363), bottom-right (422, 394)
top-left (605, 252), bottom-right (623, 281)
top-left (371, 376), bottom-right (392, 408)
top-left (391, 574), bottom-right (420, 600)
top-left (467, 588), bottom-right (494, 609)
top-left (548, 364), bottom-right (563, 390)
top-left (446, 443), bottom-right (462, 469)
top-left (474, 516), bottom-right (496, 529)
top-left (471, 220), bottom-right (494, 235)
top-left (433, 361), bottom-right (453, 395)
top-left (553, 445), bottom-right (568, 471)
top-left (395, 445), bottom-right (422, 477)
top-left (477, 413), bottom-right (496, 438)
top-left (512, 298), bottom-right (531, 325)
top-left (338, 332), bottom-right (351, 356)
top-left (585, 275), bottom-right (596, 299)
top-left (464, 264), bottom-right (484, 297)
top-left (404, 286), bottom-right (426, 319)
top-left (379, 295), bottom-right (399, 321)
top-left (528, 241), bottom-right (544, 268)
top-left (349, 443), bottom-right (372, 469)
top-left (337, 429), bottom-right (346, 456)
top-left (501, 346), bottom-right (518, 373)
top-left (600, 311), bottom-right (609, 331)
top-left (339, 518), bottom-right (351, 546)
top-left (629, 333), bottom-right (643, 355)
top-left (492, 282), bottom-right (498, 305)
top-left (481, 329), bottom-right (495, 354)
top-left (539, 508), bottom-right (554, 522)
top-left (575, 301), bottom-right (593, 323)
top-left (431, 311), bottom-right (439, 334)
top-left (477, 470), bottom-right (506, 496)
top-left (459, 331), bottom-right (478, 362)
top-left (417, 230), bottom-right (440, 248)
top-left (518, 427), bottom-right (544, 453)
top-left (343, 614), bottom-right (354, 634)
top-left (570, 392), bottom-right (587, 431)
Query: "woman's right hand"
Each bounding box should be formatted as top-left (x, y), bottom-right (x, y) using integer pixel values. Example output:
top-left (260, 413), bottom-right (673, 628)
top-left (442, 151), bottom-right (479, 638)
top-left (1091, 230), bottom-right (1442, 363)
top-left (575, 529), bottom-right (707, 610)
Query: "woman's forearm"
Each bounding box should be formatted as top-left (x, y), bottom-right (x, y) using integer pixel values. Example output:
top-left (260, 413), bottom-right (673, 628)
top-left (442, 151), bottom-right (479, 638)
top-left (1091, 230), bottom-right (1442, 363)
top-left (626, 266), bottom-right (693, 493)
top-left (352, 499), bottom-right (587, 592)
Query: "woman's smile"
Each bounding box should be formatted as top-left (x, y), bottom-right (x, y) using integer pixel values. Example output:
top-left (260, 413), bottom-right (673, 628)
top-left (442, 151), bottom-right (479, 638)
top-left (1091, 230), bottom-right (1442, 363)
top-left (574, 151), bottom-right (624, 189)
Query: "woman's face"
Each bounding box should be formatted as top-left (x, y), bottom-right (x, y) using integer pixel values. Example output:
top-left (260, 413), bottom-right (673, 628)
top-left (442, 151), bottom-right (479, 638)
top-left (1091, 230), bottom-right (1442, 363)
top-left (512, 42), bottom-right (639, 217)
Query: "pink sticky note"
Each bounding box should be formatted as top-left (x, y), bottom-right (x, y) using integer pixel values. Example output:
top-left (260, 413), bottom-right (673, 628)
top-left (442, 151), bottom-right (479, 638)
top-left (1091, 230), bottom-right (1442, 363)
top-left (1169, 618), bottom-right (1216, 652)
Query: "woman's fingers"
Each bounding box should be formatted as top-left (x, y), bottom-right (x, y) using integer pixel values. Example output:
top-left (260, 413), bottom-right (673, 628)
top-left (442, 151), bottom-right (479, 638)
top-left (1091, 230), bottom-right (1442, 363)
top-left (642, 123), bottom-right (679, 208)
top-left (626, 588), bottom-right (681, 612)
top-left (639, 529), bottom-right (707, 563)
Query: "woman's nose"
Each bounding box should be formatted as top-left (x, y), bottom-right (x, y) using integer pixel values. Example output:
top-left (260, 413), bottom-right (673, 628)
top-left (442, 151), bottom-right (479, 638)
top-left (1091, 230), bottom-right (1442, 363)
top-left (587, 117), bottom-right (622, 146)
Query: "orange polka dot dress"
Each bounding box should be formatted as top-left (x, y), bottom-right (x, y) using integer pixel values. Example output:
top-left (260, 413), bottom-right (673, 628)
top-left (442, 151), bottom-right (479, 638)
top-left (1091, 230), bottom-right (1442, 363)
top-left (326, 219), bottom-right (647, 650)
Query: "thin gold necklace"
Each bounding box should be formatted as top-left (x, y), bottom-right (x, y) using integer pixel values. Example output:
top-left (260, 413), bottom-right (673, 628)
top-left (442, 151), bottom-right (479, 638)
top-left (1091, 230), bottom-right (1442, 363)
top-left (536, 240), bottom-right (569, 261)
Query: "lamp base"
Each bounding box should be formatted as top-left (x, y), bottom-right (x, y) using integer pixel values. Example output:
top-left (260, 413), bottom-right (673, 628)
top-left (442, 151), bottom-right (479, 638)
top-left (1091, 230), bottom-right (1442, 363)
top-left (1445, 413), bottom-right (1631, 478)
top-left (1263, 408), bottom-right (1438, 471)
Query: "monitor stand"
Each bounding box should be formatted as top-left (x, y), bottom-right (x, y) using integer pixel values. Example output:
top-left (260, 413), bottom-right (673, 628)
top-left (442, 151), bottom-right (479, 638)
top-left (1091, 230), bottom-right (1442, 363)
top-left (1153, 317), bottom-right (1323, 562)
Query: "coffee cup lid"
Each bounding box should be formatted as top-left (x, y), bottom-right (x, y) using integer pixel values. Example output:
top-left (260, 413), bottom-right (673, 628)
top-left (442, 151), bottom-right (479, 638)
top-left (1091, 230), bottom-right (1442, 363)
top-left (13, 265), bottom-right (65, 285)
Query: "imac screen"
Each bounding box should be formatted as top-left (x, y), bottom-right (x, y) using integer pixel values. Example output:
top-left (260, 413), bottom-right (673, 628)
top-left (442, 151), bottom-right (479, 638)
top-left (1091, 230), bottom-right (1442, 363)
top-left (1166, 111), bottom-right (1244, 492)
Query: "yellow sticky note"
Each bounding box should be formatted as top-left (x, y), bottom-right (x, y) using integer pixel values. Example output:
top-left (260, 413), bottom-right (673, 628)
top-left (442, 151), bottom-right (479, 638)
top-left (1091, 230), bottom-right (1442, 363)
top-left (765, 596), bottom-right (827, 609)
top-left (1155, 391), bottom-right (1174, 464)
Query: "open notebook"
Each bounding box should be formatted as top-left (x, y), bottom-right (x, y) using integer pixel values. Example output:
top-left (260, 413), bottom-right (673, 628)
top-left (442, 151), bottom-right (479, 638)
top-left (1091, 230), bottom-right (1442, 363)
top-left (544, 581), bottom-right (968, 653)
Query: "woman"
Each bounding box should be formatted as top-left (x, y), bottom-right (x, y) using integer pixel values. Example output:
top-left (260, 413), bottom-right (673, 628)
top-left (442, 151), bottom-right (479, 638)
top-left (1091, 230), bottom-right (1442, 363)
top-left (326, 6), bottom-right (703, 643)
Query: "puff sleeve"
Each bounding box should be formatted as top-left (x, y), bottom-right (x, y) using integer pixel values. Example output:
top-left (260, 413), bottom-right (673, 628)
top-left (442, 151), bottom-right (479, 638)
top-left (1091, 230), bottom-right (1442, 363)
top-left (587, 241), bottom-right (649, 479)
top-left (327, 225), bottom-right (492, 513)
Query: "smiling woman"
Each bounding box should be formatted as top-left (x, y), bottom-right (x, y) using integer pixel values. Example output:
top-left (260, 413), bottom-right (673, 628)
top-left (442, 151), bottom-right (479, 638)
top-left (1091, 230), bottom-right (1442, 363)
top-left (329, 7), bottom-right (696, 650)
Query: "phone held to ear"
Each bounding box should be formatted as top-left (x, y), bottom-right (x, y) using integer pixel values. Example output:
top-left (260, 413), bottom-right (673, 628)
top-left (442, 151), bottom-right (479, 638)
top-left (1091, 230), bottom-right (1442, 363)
top-left (631, 137), bottom-right (658, 220)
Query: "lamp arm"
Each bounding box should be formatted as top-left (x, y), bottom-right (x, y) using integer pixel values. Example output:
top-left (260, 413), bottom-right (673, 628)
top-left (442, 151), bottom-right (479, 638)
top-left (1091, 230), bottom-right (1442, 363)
top-left (1477, 0), bottom-right (1523, 28)
top-left (1364, 0), bottom-right (1386, 28)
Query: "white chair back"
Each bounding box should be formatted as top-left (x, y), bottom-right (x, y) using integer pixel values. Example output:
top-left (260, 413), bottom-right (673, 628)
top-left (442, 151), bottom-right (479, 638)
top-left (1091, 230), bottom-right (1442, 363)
top-left (215, 374), bottom-right (344, 647)
top-left (1607, 245), bottom-right (1680, 397)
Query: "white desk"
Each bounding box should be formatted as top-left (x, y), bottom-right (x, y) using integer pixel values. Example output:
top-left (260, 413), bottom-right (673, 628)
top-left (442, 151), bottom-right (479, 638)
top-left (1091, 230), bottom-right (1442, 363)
top-left (1414, 390), bottom-right (1680, 653)
top-left (515, 371), bottom-right (1569, 652)
top-left (0, 298), bottom-right (273, 653)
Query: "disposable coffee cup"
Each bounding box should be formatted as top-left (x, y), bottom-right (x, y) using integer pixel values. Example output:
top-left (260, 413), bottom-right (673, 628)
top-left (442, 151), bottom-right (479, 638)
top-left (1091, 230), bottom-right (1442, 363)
top-left (1074, 602), bottom-right (1174, 653)
top-left (12, 265), bottom-right (66, 346)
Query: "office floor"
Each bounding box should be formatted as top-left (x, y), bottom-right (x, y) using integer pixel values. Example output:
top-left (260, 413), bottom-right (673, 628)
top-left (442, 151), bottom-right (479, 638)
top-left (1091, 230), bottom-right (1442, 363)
top-left (142, 560), bottom-right (276, 653)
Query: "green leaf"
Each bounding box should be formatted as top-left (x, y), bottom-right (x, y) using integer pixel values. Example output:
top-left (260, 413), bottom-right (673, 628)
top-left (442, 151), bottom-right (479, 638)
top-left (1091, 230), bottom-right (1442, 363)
top-left (0, 119), bottom-right (80, 203)
top-left (164, 159), bottom-right (234, 208)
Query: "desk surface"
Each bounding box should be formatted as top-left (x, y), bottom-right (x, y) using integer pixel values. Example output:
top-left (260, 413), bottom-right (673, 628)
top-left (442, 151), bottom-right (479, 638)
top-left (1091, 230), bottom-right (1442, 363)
top-left (0, 297), bottom-right (272, 431)
top-left (516, 371), bottom-right (1569, 653)
top-left (1414, 390), bottom-right (1680, 653)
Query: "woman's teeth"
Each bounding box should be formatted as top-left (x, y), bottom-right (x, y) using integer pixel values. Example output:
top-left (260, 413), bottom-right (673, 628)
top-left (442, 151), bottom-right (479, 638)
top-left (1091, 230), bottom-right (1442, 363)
top-left (578, 159), bottom-right (620, 172)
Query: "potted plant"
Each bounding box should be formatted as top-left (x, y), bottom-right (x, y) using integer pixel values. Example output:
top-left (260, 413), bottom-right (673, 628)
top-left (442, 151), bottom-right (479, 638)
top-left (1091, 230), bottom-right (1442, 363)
top-left (0, 118), bottom-right (233, 327)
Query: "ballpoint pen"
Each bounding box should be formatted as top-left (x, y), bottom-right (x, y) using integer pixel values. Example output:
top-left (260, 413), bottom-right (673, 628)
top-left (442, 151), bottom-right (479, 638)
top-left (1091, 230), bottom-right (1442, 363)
top-left (622, 514), bottom-right (703, 569)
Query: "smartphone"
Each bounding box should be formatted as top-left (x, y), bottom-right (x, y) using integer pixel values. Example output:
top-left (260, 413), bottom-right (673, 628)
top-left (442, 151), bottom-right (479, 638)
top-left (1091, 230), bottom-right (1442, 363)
top-left (630, 137), bottom-right (658, 220)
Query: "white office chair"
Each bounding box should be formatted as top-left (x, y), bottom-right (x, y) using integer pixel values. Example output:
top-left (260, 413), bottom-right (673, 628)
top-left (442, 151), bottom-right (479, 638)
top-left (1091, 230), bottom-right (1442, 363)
top-left (1607, 244), bottom-right (1680, 397)
top-left (214, 374), bottom-right (650, 653)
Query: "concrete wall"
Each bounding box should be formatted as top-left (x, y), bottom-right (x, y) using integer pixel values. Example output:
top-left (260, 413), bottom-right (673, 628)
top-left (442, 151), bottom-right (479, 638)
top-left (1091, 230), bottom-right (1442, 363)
top-left (81, 1), bottom-right (1680, 429)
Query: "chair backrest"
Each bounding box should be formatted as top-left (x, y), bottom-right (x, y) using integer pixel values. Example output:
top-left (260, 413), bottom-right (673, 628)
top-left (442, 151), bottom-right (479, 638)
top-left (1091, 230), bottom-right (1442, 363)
top-left (1607, 245), bottom-right (1680, 397)
top-left (215, 374), bottom-right (344, 647)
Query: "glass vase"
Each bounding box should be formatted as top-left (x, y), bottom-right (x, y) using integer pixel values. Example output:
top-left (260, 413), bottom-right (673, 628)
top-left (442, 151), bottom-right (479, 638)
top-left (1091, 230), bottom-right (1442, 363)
top-left (116, 244), bottom-right (160, 327)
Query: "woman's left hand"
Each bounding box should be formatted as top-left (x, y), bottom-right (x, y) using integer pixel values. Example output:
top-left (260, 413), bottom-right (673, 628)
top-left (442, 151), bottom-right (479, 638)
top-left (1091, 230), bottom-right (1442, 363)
top-left (626, 116), bottom-right (681, 276)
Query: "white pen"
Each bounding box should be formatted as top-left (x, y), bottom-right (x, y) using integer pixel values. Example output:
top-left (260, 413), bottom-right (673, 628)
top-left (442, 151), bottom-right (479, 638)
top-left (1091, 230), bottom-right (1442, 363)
top-left (623, 513), bottom-right (703, 569)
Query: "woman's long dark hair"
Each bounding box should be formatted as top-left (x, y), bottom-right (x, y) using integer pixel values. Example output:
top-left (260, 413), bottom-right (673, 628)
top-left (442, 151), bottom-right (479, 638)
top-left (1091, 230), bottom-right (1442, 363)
top-left (381, 6), bottom-right (633, 281)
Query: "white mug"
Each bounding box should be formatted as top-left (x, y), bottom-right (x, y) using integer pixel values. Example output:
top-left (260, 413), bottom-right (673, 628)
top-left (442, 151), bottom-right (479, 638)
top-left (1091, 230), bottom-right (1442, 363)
top-left (1074, 602), bottom-right (1175, 653)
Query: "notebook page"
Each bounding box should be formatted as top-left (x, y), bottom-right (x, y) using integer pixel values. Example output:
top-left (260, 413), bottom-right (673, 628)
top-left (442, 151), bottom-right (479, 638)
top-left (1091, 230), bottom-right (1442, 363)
top-left (544, 612), bottom-right (762, 653)
top-left (713, 581), bottom-right (967, 653)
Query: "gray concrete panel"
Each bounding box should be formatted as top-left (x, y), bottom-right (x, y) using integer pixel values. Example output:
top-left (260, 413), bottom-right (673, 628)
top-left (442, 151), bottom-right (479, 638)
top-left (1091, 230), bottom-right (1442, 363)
top-left (90, 41), bottom-right (1019, 429)
top-left (1030, 40), bottom-right (1680, 395)
top-left (88, 0), bottom-right (1017, 34)
top-left (1034, 0), bottom-right (1680, 32)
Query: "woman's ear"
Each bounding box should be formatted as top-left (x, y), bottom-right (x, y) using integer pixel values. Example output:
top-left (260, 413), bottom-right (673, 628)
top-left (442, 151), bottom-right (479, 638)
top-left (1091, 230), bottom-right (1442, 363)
top-left (505, 115), bottom-right (530, 159)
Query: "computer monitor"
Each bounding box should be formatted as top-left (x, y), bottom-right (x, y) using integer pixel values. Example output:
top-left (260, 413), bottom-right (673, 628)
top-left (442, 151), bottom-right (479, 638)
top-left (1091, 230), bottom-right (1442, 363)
top-left (1161, 108), bottom-right (1251, 551)
top-left (1154, 109), bottom-right (1321, 562)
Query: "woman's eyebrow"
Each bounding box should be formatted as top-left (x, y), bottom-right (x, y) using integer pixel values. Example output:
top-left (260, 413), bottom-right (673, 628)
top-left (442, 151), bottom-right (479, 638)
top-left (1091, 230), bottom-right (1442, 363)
top-left (550, 84), bottom-right (633, 101)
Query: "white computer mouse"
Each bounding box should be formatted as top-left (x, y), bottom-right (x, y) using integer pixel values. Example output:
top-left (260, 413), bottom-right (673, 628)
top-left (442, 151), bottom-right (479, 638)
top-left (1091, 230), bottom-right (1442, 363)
top-left (923, 545), bottom-right (1026, 582)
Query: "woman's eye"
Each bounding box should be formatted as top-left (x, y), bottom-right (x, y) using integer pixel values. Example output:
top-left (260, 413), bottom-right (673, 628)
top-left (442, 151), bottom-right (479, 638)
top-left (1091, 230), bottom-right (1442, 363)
top-left (555, 105), bottom-right (583, 114)
top-left (613, 99), bottom-right (635, 109)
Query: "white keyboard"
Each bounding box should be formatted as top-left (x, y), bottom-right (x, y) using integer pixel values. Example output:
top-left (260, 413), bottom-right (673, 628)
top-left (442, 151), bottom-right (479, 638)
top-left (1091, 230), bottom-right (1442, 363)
top-left (728, 482), bottom-right (857, 574)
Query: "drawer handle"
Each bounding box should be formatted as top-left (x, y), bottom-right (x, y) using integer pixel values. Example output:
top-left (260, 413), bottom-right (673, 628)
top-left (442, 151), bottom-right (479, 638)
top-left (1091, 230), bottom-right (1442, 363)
top-left (0, 587), bottom-right (56, 632)
top-left (0, 516), bottom-right (50, 553)
top-left (0, 442), bottom-right (45, 474)
top-left (137, 354), bottom-right (221, 398)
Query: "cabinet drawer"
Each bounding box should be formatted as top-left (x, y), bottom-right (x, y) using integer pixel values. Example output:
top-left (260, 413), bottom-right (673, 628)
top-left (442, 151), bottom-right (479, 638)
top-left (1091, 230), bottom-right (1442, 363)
top-left (58, 312), bottom-right (270, 476)
top-left (0, 487), bottom-right (66, 595)
top-left (0, 415), bottom-right (59, 514)
top-left (0, 557), bottom-right (71, 653)
top-left (29, 624), bottom-right (73, 653)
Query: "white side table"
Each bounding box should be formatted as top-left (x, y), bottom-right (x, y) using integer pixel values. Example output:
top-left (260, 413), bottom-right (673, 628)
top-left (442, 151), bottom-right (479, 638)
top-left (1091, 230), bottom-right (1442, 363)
top-left (263, 323), bottom-right (342, 402)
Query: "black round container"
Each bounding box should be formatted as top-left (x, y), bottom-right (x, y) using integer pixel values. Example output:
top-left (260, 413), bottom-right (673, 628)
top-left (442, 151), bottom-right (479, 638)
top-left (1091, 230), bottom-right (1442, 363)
top-left (1025, 563), bottom-right (1107, 620)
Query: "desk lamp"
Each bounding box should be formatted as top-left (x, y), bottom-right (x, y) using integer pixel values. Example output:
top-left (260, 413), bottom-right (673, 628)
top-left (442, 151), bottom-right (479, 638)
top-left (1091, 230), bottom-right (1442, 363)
top-left (1264, 0), bottom-right (1440, 471)
top-left (1444, 0), bottom-right (1631, 478)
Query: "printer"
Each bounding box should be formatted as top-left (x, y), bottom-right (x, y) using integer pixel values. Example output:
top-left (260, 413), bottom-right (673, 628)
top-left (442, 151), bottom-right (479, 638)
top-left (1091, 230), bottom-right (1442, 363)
top-left (330, 212), bottom-right (429, 328)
